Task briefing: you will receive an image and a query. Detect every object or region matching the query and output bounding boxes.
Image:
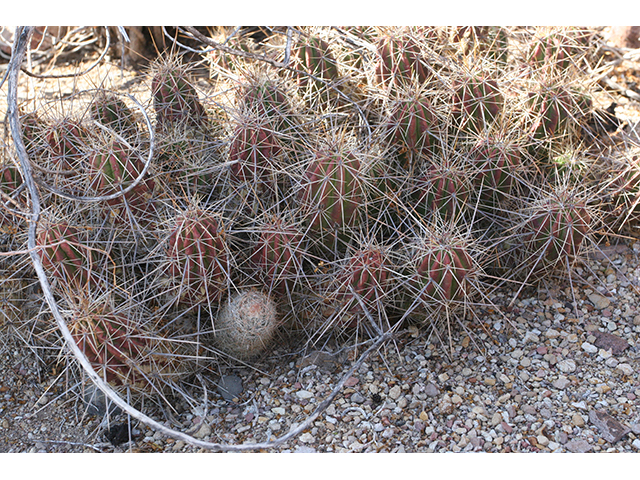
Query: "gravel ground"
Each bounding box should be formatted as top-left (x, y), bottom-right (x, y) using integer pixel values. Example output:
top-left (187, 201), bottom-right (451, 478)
top-left (1, 237), bottom-right (640, 453)
top-left (2, 27), bottom-right (640, 454)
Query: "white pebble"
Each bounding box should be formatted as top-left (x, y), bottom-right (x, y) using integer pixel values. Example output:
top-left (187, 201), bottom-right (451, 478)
top-left (616, 363), bottom-right (634, 375)
top-left (557, 359), bottom-right (577, 373)
top-left (606, 357), bottom-right (619, 368)
top-left (299, 432), bottom-right (315, 443)
top-left (389, 385), bottom-right (402, 400)
top-left (296, 390), bottom-right (314, 400)
top-left (581, 342), bottom-right (598, 353)
top-left (545, 329), bottom-right (560, 339)
top-left (523, 331), bottom-right (540, 344)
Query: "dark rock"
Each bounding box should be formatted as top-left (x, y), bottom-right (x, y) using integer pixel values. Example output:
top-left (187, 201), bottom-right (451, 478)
top-left (593, 331), bottom-right (630, 356)
top-left (105, 423), bottom-right (131, 446)
top-left (588, 410), bottom-right (630, 443)
top-left (217, 375), bottom-right (243, 402)
top-left (609, 26), bottom-right (640, 49)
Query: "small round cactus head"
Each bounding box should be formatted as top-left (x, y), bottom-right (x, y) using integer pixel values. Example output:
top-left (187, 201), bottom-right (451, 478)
top-left (213, 290), bottom-right (278, 361)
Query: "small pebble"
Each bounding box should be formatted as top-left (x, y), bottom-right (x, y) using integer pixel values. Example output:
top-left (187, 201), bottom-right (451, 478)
top-left (582, 342), bottom-right (598, 354)
top-left (299, 432), bottom-right (315, 443)
top-left (491, 412), bottom-right (502, 427)
top-left (388, 385), bottom-right (402, 400)
top-left (537, 435), bottom-right (549, 447)
top-left (616, 363), bottom-right (634, 376)
top-left (296, 390), bottom-right (314, 400)
top-left (557, 359), bottom-right (577, 373)
top-left (424, 383), bottom-right (439, 397)
top-left (553, 377), bottom-right (571, 389)
top-left (588, 293), bottom-right (610, 310)
top-left (351, 392), bottom-right (365, 404)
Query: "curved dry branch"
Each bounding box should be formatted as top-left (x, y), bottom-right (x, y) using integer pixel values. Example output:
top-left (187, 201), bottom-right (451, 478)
top-left (20, 26), bottom-right (111, 80)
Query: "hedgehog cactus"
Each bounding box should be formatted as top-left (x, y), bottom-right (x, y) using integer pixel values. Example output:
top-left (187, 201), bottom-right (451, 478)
top-left (0, 164), bottom-right (23, 227)
top-left (36, 221), bottom-right (95, 289)
top-left (299, 149), bottom-right (364, 247)
top-left (251, 216), bottom-right (306, 294)
top-left (70, 307), bottom-right (148, 387)
top-left (167, 210), bottom-right (229, 305)
top-left (409, 164), bottom-right (470, 221)
top-left (89, 141), bottom-right (156, 223)
top-left (528, 82), bottom-right (574, 144)
top-left (296, 36), bottom-right (340, 88)
top-left (469, 139), bottom-right (522, 203)
top-left (228, 117), bottom-right (280, 187)
top-left (238, 78), bottom-right (293, 132)
top-left (90, 91), bottom-right (139, 139)
top-left (20, 111), bottom-right (46, 158)
top-left (520, 190), bottom-right (591, 274)
top-left (376, 34), bottom-right (429, 88)
top-left (335, 244), bottom-right (391, 316)
top-left (410, 232), bottom-right (475, 307)
top-left (152, 62), bottom-right (207, 131)
top-left (527, 31), bottom-right (585, 74)
top-left (0, 163), bottom-right (23, 196)
top-left (388, 95), bottom-right (440, 168)
top-left (43, 119), bottom-right (88, 173)
top-left (452, 75), bottom-right (503, 134)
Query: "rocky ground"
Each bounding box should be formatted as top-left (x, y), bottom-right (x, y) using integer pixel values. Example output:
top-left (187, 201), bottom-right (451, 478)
top-left (1, 237), bottom-right (640, 453)
top-left (1, 26), bottom-right (640, 454)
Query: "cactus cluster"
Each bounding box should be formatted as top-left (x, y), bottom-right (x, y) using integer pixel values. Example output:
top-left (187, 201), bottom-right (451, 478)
top-left (2, 26), bottom-right (631, 409)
